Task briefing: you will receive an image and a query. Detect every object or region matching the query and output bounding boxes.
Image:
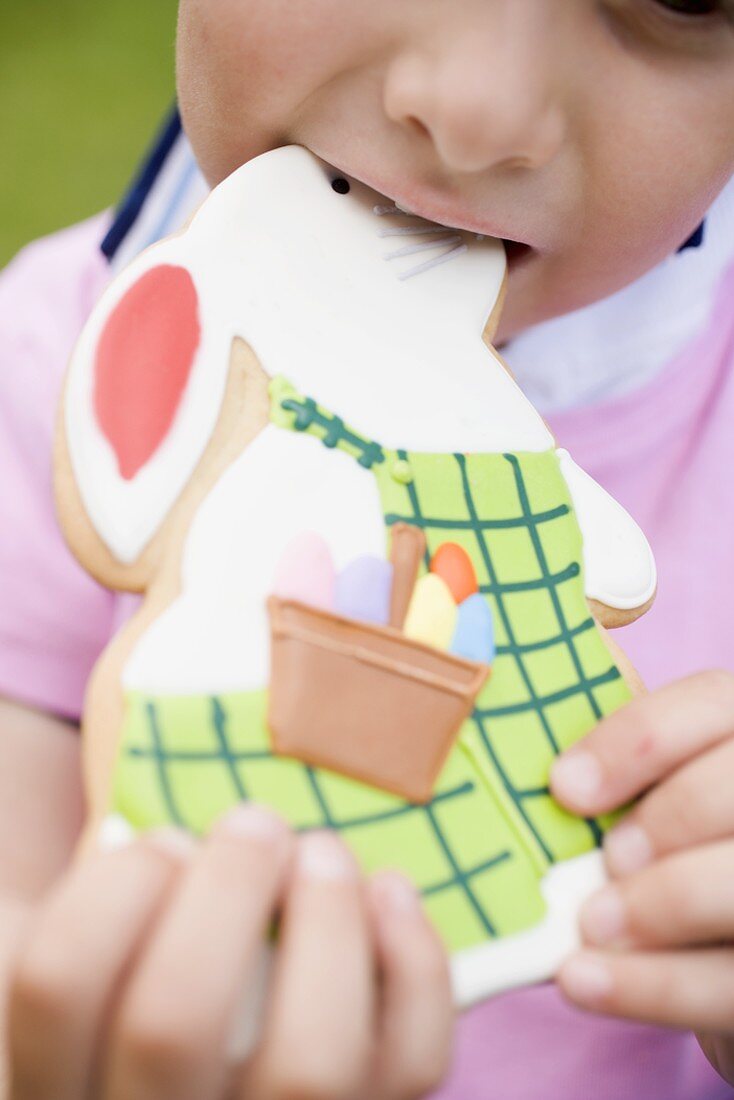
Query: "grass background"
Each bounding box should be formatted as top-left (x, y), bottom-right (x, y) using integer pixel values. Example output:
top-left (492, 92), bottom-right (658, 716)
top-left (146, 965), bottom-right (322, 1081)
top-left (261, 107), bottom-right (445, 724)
top-left (0, 0), bottom-right (179, 267)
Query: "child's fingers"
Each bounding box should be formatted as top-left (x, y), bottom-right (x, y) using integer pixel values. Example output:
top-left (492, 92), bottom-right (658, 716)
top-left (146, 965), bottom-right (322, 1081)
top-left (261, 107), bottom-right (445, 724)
top-left (579, 839), bottom-right (734, 951)
top-left (367, 872), bottom-right (454, 1100)
top-left (8, 832), bottom-right (190, 1100)
top-left (550, 671), bottom-right (734, 816)
top-left (558, 947), bottom-right (734, 1033)
top-left (603, 736), bottom-right (734, 877)
top-left (103, 805), bottom-right (293, 1100)
top-left (239, 831), bottom-right (373, 1100)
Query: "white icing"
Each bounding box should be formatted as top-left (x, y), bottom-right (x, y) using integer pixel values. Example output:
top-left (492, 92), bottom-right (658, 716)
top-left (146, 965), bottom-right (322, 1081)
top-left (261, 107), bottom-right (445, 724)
top-left (451, 848), bottom-right (607, 1007)
top-left (96, 812), bottom-right (136, 850)
top-left (123, 426), bottom-right (386, 693)
top-left (66, 145), bottom-right (551, 565)
top-left (558, 449), bottom-right (657, 611)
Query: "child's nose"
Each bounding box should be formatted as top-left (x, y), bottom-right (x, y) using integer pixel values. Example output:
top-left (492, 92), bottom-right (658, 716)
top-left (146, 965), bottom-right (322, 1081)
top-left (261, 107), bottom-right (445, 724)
top-left (384, 15), bottom-right (567, 176)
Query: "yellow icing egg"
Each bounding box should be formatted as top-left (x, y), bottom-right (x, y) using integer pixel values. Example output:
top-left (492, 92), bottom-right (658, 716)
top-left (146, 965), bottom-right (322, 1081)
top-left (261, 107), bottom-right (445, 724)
top-left (403, 574), bottom-right (457, 650)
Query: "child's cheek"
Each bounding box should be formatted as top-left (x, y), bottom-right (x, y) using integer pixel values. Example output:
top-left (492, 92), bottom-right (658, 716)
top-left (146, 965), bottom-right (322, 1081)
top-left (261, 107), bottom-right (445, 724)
top-left (177, 0), bottom-right (295, 181)
top-left (177, 0), bottom-right (377, 186)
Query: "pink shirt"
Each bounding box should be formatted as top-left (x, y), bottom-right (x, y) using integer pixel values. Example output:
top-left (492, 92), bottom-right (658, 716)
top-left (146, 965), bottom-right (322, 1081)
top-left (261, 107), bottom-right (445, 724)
top-left (1, 215), bottom-right (733, 1099)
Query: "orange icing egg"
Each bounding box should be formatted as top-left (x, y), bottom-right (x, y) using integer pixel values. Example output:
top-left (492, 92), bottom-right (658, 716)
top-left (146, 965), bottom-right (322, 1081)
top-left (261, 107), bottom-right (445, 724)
top-left (430, 542), bottom-right (478, 604)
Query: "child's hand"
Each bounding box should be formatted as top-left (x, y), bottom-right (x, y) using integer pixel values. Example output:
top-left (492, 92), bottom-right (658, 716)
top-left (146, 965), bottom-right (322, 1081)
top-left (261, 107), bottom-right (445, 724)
top-left (550, 671), bottom-right (734, 1084)
top-left (7, 806), bottom-right (453, 1100)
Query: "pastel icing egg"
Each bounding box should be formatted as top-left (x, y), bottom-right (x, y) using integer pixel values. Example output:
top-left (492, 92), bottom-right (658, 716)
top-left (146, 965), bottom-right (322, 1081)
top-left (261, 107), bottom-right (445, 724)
top-left (272, 532), bottom-right (336, 610)
top-left (335, 556), bottom-right (393, 625)
top-left (450, 593), bottom-right (495, 664)
top-left (403, 574), bottom-right (457, 650)
top-left (430, 542), bottom-right (478, 604)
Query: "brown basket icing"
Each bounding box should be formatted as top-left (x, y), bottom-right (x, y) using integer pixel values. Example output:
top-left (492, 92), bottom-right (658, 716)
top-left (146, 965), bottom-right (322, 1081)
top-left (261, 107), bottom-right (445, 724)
top-left (267, 596), bottom-right (490, 803)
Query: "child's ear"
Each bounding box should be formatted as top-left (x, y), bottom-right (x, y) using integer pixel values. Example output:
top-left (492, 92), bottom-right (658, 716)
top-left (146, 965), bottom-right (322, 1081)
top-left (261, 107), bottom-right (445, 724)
top-left (55, 327), bottom-right (270, 594)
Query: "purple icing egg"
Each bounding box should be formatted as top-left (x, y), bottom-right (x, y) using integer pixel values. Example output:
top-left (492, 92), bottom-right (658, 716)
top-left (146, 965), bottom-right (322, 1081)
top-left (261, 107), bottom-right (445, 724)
top-left (272, 532), bottom-right (336, 610)
top-left (450, 593), bottom-right (495, 664)
top-left (335, 555), bottom-right (393, 625)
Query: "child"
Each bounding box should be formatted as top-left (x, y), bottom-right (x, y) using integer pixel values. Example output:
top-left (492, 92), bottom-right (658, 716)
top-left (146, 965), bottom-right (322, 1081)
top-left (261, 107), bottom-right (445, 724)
top-left (1, 1), bottom-right (734, 1097)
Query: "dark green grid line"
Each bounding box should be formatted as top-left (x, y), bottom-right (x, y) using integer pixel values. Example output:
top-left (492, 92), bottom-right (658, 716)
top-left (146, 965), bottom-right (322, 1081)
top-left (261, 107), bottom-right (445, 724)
top-left (423, 850), bottom-right (511, 898)
top-left (128, 747), bottom-right (274, 763)
top-left (211, 697), bottom-right (249, 802)
top-left (336, 782), bottom-right (474, 830)
top-left (476, 667), bottom-right (622, 719)
top-left (145, 702), bottom-right (184, 827)
top-left (424, 801), bottom-right (497, 937)
top-left (478, 564), bottom-right (579, 595)
top-left (471, 713), bottom-right (553, 864)
top-left (496, 617), bottom-right (595, 657)
top-left (518, 786), bottom-right (551, 799)
top-left (305, 766), bottom-right (338, 829)
top-left (384, 503), bottom-right (569, 532)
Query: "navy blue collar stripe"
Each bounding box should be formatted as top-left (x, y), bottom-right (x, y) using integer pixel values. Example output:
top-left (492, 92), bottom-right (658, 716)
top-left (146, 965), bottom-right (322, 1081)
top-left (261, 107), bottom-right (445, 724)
top-left (678, 221), bottom-right (705, 253)
top-left (101, 106), bottom-right (182, 261)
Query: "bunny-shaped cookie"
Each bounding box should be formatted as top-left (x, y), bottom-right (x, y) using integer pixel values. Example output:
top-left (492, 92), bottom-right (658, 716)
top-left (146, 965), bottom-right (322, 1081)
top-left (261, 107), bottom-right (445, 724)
top-left (55, 146), bottom-right (656, 1006)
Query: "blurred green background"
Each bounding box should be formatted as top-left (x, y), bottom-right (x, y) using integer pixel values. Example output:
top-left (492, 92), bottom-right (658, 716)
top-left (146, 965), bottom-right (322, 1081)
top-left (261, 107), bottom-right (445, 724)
top-left (0, 0), bottom-right (179, 267)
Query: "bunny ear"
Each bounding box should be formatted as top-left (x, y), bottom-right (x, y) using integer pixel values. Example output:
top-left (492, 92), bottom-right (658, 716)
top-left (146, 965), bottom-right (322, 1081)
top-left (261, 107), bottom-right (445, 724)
top-left (94, 264), bottom-right (201, 480)
top-left (63, 235), bottom-right (234, 567)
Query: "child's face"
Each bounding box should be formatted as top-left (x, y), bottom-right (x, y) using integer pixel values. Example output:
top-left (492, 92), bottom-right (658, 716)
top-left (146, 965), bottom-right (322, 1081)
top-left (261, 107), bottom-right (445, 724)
top-left (177, 0), bottom-right (734, 340)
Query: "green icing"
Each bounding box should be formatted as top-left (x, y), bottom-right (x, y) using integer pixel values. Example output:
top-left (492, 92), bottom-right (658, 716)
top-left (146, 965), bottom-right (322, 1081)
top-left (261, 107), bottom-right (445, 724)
top-left (110, 375), bottom-right (631, 951)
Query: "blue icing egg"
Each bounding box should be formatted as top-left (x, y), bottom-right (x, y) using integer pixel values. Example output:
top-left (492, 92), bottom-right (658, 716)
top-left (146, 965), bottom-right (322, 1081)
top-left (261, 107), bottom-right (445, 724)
top-left (335, 556), bottom-right (393, 625)
top-left (450, 594), bottom-right (495, 664)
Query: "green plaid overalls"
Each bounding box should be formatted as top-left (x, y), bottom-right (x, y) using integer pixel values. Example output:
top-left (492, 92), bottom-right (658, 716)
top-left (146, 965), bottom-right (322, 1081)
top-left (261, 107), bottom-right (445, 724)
top-left (111, 377), bottom-right (629, 950)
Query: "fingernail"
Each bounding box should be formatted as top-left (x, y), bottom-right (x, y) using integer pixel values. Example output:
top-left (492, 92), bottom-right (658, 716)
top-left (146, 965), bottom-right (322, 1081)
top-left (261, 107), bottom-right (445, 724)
top-left (216, 803), bottom-right (287, 842)
top-left (561, 952), bottom-right (613, 1007)
top-left (604, 822), bottom-right (652, 876)
top-left (298, 832), bottom-right (356, 880)
top-left (146, 827), bottom-right (198, 861)
top-left (580, 886), bottom-right (626, 946)
top-left (372, 871), bottom-right (422, 916)
top-left (551, 751), bottom-right (603, 808)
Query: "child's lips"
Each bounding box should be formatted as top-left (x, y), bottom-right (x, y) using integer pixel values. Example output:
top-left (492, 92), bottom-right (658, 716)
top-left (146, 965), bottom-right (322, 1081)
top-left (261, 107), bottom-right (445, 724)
top-left (398, 195), bottom-right (537, 271)
top-left (386, 188), bottom-right (536, 256)
top-left (334, 162), bottom-right (538, 266)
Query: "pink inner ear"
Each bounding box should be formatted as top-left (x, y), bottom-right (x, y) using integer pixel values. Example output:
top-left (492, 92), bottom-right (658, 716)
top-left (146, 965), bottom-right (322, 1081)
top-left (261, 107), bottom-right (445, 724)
top-left (93, 264), bottom-right (201, 480)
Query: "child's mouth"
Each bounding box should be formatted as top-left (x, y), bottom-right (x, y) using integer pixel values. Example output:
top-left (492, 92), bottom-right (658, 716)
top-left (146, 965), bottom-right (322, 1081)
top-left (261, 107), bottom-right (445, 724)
top-left (502, 238), bottom-right (533, 270)
top-left (371, 184), bottom-right (535, 271)
top-left (387, 195), bottom-right (535, 272)
top-left (320, 154), bottom-right (536, 272)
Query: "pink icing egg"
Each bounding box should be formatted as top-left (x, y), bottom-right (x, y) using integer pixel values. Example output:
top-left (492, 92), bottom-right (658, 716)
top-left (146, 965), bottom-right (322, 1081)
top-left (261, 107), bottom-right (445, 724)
top-left (430, 543), bottom-right (478, 604)
top-left (272, 532), bottom-right (336, 610)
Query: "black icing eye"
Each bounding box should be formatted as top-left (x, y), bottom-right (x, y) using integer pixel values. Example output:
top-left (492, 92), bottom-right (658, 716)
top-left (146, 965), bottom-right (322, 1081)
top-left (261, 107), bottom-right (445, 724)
top-left (331, 177), bottom-right (351, 195)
